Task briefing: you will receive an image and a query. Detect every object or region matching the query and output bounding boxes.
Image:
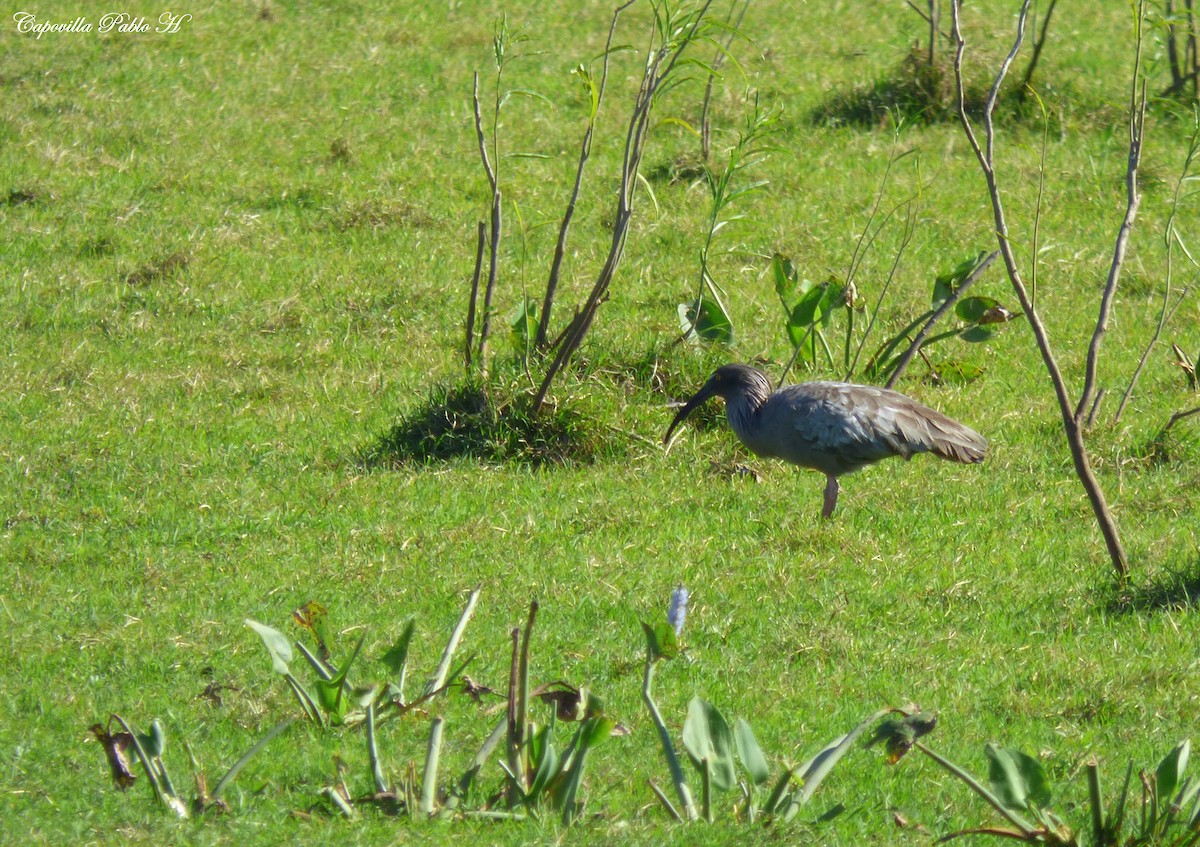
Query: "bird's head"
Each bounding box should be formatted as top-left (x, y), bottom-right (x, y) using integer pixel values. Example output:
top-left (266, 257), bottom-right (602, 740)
top-left (663, 364), bottom-right (771, 445)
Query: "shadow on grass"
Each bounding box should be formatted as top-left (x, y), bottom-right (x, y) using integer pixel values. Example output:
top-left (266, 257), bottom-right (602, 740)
top-left (808, 49), bottom-right (1071, 130)
top-left (1106, 561), bottom-right (1200, 615)
top-left (358, 380), bottom-right (624, 469)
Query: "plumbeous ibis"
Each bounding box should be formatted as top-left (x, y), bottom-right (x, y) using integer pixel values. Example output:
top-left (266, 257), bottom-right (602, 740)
top-left (663, 364), bottom-right (987, 518)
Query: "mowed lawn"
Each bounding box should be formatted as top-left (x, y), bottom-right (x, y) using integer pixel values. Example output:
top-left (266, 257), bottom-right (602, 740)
top-left (2, 1), bottom-right (1199, 844)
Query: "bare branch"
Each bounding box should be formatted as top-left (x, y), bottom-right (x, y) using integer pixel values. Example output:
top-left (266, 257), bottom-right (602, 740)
top-left (472, 73), bottom-right (502, 371)
top-left (951, 0), bottom-right (1129, 579)
top-left (1076, 57), bottom-right (1147, 423)
top-left (533, 0), bottom-right (716, 413)
top-left (1115, 110), bottom-right (1200, 423)
top-left (1018, 0), bottom-right (1060, 96)
top-left (472, 73), bottom-right (497, 194)
top-left (536, 1), bottom-right (635, 348)
top-left (465, 221), bottom-right (486, 372)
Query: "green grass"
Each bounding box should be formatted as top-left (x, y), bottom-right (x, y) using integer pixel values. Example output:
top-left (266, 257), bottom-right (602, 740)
top-left (3, 1), bottom-right (1200, 844)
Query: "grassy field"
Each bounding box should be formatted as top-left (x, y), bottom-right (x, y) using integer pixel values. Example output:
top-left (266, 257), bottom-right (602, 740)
top-left (3, 1), bottom-right (1200, 844)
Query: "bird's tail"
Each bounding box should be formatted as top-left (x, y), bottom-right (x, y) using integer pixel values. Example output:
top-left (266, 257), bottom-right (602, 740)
top-left (924, 415), bottom-right (987, 464)
top-left (887, 401), bottom-right (987, 464)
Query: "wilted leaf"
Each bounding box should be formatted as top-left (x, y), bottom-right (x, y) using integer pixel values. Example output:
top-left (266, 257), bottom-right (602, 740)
top-left (682, 697), bottom-right (737, 791)
top-left (978, 305), bottom-right (1018, 325)
top-left (291, 601), bottom-right (331, 660)
top-left (246, 619), bottom-right (294, 676)
top-left (986, 744), bottom-right (1051, 811)
top-left (459, 675), bottom-right (495, 704)
top-left (90, 723), bottom-right (137, 790)
top-left (1171, 343), bottom-right (1197, 390)
top-left (533, 681), bottom-right (586, 721)
top-left (866, 711), bottom-right (938, 764)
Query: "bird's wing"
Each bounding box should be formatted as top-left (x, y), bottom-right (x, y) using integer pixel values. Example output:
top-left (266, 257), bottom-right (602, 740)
top-left (770, 382), bottom-right (987, 475)
top-left (768, 384), bottom-right (901, 474)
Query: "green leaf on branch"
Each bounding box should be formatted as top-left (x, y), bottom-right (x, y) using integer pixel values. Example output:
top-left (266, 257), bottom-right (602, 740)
top-left (510, 297), bottom-right (537, 354)
top-left (933, 251), bottom-right (988, 308)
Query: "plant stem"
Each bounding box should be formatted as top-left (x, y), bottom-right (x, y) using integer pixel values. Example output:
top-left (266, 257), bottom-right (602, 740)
top-left (420, 717), bottom-right (444, 816)
top-left (533, 0), bottom-right (715, 413)
top-left (642, 658), bottom-right (698, 820)
top-left (1086, 759), bottom-right (1105, 846)
top-left (426, 586), bottom-right (481, 695)
top-left (366, 702), bottom-right (387, 794)
top-left (472, 73), bottom-right (501, 373)
top-left (915, 741), bottom-right (1037, 837)
top-left (465, 221), bottom-right (486, 373)
top-left (648, 778), bottom-right (684, 822)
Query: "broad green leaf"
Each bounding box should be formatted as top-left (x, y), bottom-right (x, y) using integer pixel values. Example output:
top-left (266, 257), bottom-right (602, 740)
top-left (581, 715), bottom-right (614, 749)
top-left (382, 618), bottom-right (416, 677)
top-left (733, 718), bottom-right (770, 785)
top-left (527, 723), bottom-right (559, 801)
top-left (677, 297), bottom-right (733, 344)
top-left (933, 251), bottom-right (987, 308)
top-left (959, 325), bottom-right (998, 343)
top-left (790, 281), bottom-right (842, 329)
top-left (642, 620), bottom-right (680, 661)
top-left (933, 360), bottom-right (985, 384)
top-left (246, 619), bottom-right (293, 676)
top-left (140, 719), bottom-right (166, 758)
top-left (1156, 740), bottom-right (1190, 807)
top-left (510, 297), bottom-right (537, 353)
top-left (986, 744), bottom-right (1051, 811)
top-left (771, 253), bottom-right (797, 303)
top-left (314, 631), bottom-right (367, 726)
top-left (956, 295), bottom-right (1002, 323)
top-left (315, 677), bottom-right (350, 724)
top-left (682, 697), bottom-right (737, 791)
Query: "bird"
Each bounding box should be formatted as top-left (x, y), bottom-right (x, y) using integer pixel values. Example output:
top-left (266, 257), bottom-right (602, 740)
top-left (663, 363), bottom-right (987, 518)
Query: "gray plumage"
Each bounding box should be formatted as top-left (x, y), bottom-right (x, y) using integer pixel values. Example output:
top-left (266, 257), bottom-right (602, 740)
top-left (664, 364), bottom-right (987, 517)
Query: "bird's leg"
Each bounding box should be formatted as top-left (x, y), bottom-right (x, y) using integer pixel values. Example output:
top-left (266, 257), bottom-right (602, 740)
top-left (821, 475), bottom-right (839, 519)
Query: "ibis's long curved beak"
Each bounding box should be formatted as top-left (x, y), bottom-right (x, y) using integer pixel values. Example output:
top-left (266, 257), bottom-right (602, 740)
top-left (663, 381), bottom-right (718, 446)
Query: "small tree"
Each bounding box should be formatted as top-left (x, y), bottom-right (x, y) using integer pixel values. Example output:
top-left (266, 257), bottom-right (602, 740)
top-left (949, 0), bottom-right (1150, 580)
